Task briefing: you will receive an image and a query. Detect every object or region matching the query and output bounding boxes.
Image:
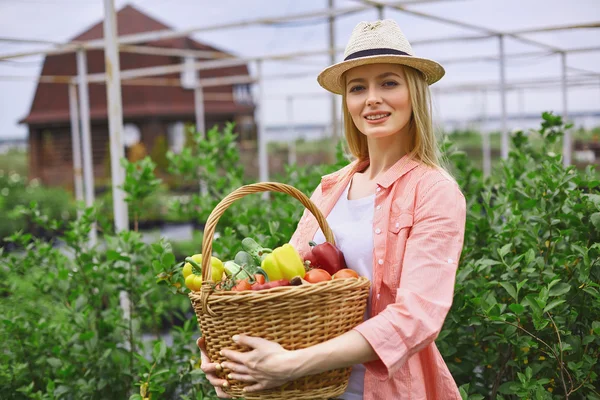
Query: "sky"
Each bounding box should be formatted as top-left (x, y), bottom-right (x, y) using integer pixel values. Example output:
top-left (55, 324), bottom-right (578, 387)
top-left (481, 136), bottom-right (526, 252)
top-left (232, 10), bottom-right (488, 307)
top-left (0, 0), bottom-right (599, 140)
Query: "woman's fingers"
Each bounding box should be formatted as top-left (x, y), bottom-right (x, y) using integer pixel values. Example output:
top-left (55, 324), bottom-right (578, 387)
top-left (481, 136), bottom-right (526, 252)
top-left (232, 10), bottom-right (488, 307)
top-left (214, 387), bottom-right (232, 399)
top-left (226, 372), bottom-right (256, 382)
top-left (221, 361), bottom-right (252, 375)
top-left (200, 361), bottom-right (220, 374)
top-left (242, 382), bottom-right (268, 393)
top-left (197, 336), bottom-right (232, 398)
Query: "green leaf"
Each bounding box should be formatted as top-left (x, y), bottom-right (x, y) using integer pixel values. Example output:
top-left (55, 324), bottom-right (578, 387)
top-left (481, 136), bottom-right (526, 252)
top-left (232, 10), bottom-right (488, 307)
top-left (498, 382), bottom-right (518, 394)
top-left (161, 252), bottom-right (175, 268)
top-left (129, 395), bottom-right (143, 400)
top-left (47, 358), bottom-right (62, 368)
top-left (548, 282), bottom-right (570, 297)
top-left (499, 282), bottom-right (518, 301)
top-left (153, 340), bottom-right (167, 362)
top-left (106, 250), bottom-right (121, 261)
top-left (79, 331), bottom-right (94, 341)
top-left (509, 303), bottom-right (525, 314)
top-left (478, 259), bottom-right (502, 267)
top-left (591, 212), bottom-right (600, 231)
top-left (543, 299), bottom-right (566, 313)
top-left (498, 243), bottom-right (512, 258)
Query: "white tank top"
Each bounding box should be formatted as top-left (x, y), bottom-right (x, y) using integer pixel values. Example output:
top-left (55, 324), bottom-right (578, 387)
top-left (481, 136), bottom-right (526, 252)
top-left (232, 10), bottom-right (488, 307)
top-left (312, 181), bottom-right (375, 400)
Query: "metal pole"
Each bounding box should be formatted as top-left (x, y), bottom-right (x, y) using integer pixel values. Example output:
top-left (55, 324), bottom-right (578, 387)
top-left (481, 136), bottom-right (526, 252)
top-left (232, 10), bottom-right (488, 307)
top-left (103, 0), bottom-right (129, 233)
top-left (481, 89), bottom-right (491, 177)
top-left (518, 89), bottom-right (525, 122)
top-left (377, 5), bottom-right (385, 19)
top-left (498, 34), bottom-right (509, 159)
top-left (256, 60), bottom-right (269, 185)
top-left (193, 73), bottom-right (208, 195)
top-left (76, 49), bottom-right (97, 245)
top-left (287, 96), bottom-right (296, 165)
top-left (194, 85), bottom-right (205, 135)
top-left (329, 0), bottom-right (338, 138)
top-left (561, 52), bottom-right (571, 166)
top-left (68, 83), bottom-right (84, 204)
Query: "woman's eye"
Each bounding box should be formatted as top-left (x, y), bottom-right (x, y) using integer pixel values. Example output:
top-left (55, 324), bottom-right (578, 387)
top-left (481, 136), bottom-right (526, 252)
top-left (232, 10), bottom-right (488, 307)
top-left (349, 85), bottom-right (364, 93)
top-left (382, 81), bottom-right (398, 87)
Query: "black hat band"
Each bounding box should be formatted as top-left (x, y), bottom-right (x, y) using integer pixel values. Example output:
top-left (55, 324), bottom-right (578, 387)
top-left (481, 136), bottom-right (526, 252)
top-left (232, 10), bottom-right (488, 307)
top-left (344, 48), bottom-right (411, 61)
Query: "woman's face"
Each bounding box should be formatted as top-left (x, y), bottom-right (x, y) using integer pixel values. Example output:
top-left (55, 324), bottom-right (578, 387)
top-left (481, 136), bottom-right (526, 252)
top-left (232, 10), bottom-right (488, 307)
top-left (344, 63), bottom-right (412, 140)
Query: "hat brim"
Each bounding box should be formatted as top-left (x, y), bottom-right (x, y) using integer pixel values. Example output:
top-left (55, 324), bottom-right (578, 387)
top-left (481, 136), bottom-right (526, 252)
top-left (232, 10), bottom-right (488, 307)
top-left (317, 54), bottom-right (445, 95)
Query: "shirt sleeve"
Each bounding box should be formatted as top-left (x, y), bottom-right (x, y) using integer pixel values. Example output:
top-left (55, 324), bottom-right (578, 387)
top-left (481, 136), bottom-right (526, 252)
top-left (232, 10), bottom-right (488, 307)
top-left (354, 178), bottom-right (467, 380)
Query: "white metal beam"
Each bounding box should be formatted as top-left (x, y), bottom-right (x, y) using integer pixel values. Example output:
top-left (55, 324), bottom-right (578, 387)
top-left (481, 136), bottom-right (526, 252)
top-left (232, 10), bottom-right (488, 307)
top-left (76, 49), bottom-right (97, 245)
top-left (256, 60), bottom-right (269, 184)
top-left (68, 84), bottom-right (84, 204)
top-left (498, 35), bottom-right (509, 160)
top-left (103, 0), bottom-right (129, 233)
top-left (561, 52), bottom-right (570, 166)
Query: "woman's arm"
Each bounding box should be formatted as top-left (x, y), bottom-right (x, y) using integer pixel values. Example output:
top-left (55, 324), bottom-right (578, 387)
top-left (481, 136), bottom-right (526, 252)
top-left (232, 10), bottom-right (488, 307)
top-left (353, 177), bottom-right (467, 379)
top-left (220, 329), bottom-right (378, 393)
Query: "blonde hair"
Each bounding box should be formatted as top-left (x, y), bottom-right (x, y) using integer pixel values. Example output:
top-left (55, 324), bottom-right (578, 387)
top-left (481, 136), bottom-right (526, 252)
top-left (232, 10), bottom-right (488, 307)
top-left (341, 65), bottom-right (446, 171)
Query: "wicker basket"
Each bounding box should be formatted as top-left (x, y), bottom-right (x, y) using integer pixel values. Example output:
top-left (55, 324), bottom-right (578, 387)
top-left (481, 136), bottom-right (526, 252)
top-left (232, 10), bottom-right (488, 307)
top-left (189, 182), bottom-right (371, 400)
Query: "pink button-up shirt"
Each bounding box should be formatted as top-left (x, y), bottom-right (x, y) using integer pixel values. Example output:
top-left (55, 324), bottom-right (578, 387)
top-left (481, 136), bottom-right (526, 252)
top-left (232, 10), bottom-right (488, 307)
top-left (290, 155), bottom-right (466, 400)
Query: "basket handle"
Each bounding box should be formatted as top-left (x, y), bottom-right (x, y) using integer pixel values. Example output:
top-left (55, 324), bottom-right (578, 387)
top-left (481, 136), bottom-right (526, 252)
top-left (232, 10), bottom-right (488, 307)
top-left (200, 182), bottom-right (335, 282)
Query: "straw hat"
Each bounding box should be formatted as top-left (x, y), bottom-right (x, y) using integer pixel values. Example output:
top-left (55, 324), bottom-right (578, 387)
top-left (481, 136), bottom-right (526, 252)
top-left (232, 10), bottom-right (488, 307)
top-left (317, 19), bottom-right (445, 94)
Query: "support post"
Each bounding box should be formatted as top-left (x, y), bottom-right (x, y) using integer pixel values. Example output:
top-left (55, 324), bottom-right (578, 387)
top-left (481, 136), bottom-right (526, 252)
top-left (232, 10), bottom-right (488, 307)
top-left (481, 89), bottom-right (491, 177)
top-left (68, 83), bottom-right (84, 205)
top-left (329, 0), bottom-right (338, 138)
top-left (287, 96), bottom-right (296, 165)
top-left (561, 52), bottom-right (571, 166)
top-left (103, 0), bottom-right (129, 233)
top-left (76, 49), bottom-right (97, 245)
top-left (256, 60), bottom-right (269, 185)
top-left (498, 34), bottom-right (509, 160)
top-left (194, 79), bottom-right (208, 195)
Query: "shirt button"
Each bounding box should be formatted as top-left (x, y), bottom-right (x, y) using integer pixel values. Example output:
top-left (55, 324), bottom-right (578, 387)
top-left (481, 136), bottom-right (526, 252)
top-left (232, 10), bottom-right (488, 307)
top-left (375, 228), bottom-right (381, 234)
top-left (376, 205), bottom-right (381, 210)
top-left (377, 294), bottom-right (381, 300)
top-left (396, 222), bottom-right (400, 228)
top-left (378, 259), bottom-right (384, 265)
top-left (376, 187), bottom-right (381, 192)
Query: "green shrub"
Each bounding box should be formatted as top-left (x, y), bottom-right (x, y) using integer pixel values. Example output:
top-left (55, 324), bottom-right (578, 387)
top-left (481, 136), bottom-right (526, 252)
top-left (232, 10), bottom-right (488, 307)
top-left (1, 113), bottom-right (597, 399)
top-left (444, 112), bottom-right (600, 399)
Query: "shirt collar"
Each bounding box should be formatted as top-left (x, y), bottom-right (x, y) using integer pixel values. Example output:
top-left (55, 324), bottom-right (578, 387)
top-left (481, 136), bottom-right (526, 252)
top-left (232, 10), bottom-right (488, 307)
top-left (320, 155), bottom-right (420, 196)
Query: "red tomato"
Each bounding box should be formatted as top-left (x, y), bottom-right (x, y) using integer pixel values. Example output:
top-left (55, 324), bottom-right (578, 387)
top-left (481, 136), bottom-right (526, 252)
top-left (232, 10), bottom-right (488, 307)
top-left (304, 268), bottom-right (332, 283)
top-left (232, 279), bottom-right (252, 291)
top-left (332, 269), bottom-right (359, 279)
top-left (253, 274), bottom-right (266, 285)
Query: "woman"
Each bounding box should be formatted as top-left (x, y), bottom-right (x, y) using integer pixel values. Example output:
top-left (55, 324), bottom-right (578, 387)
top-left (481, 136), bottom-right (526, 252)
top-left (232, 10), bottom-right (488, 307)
top-left (198, 19), bottom-right (466, 399)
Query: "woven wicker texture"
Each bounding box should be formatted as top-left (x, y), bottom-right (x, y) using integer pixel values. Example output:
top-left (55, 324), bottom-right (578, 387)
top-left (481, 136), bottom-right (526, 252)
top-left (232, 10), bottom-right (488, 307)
top-left (188, 182), bottom-right (371, 399)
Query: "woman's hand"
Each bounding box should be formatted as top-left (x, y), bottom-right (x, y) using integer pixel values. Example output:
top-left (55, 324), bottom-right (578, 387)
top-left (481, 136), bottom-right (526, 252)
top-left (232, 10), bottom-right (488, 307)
top-left (197, 337), bottom-right (232, 399)
top-left (220, 335), bottom-right (300, 393)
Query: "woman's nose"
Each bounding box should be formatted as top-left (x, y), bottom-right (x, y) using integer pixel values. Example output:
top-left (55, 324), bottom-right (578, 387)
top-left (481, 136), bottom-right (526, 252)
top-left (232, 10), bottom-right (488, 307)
top-left (366, 88), bottom-right (382, 106)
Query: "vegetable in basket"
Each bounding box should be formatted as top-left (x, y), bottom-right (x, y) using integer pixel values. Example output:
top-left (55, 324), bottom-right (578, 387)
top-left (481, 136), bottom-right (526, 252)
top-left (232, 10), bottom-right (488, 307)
top-left (182, 254), bottom-right (224, 291)
top-left (260, 244), bottom-right (306, 281)
top-left (304, 241), bottom-right (347, 276)
top-left (241, 237), bottom-right (273, 264)
top-left (224, 260), bottom-right (270, 283)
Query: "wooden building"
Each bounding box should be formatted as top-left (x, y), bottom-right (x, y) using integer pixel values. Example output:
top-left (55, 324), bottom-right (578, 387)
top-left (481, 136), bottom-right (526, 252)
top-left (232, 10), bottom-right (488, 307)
top-left (20, 5), bottom-right (255, 189)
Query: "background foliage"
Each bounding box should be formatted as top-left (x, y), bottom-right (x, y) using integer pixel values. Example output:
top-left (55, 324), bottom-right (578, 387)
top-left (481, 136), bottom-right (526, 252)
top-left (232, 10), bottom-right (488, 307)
top-left (0, 114), bottom-right (598, 399)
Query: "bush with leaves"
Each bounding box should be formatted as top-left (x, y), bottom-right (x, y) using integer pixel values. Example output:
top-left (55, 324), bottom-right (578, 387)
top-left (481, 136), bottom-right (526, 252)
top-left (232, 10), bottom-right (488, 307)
top-left (443, 112), bottom-right (600, 399)
top-left (2, 113), bottom-right (598, 399)
top-left (0, 157), bottom-right (219, 399)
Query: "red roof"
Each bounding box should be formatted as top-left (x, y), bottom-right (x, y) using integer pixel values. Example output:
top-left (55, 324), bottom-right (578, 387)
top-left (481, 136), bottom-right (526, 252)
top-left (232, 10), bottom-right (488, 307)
top-left (21, 5), bottom-right (254, 125)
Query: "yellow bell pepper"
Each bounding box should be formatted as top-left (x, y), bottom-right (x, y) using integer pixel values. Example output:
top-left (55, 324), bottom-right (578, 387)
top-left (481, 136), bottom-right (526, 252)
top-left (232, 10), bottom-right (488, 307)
top-left (183, 254), bottom-right (224, 291)
top-left (260, 244), bottom-right (306, 281)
